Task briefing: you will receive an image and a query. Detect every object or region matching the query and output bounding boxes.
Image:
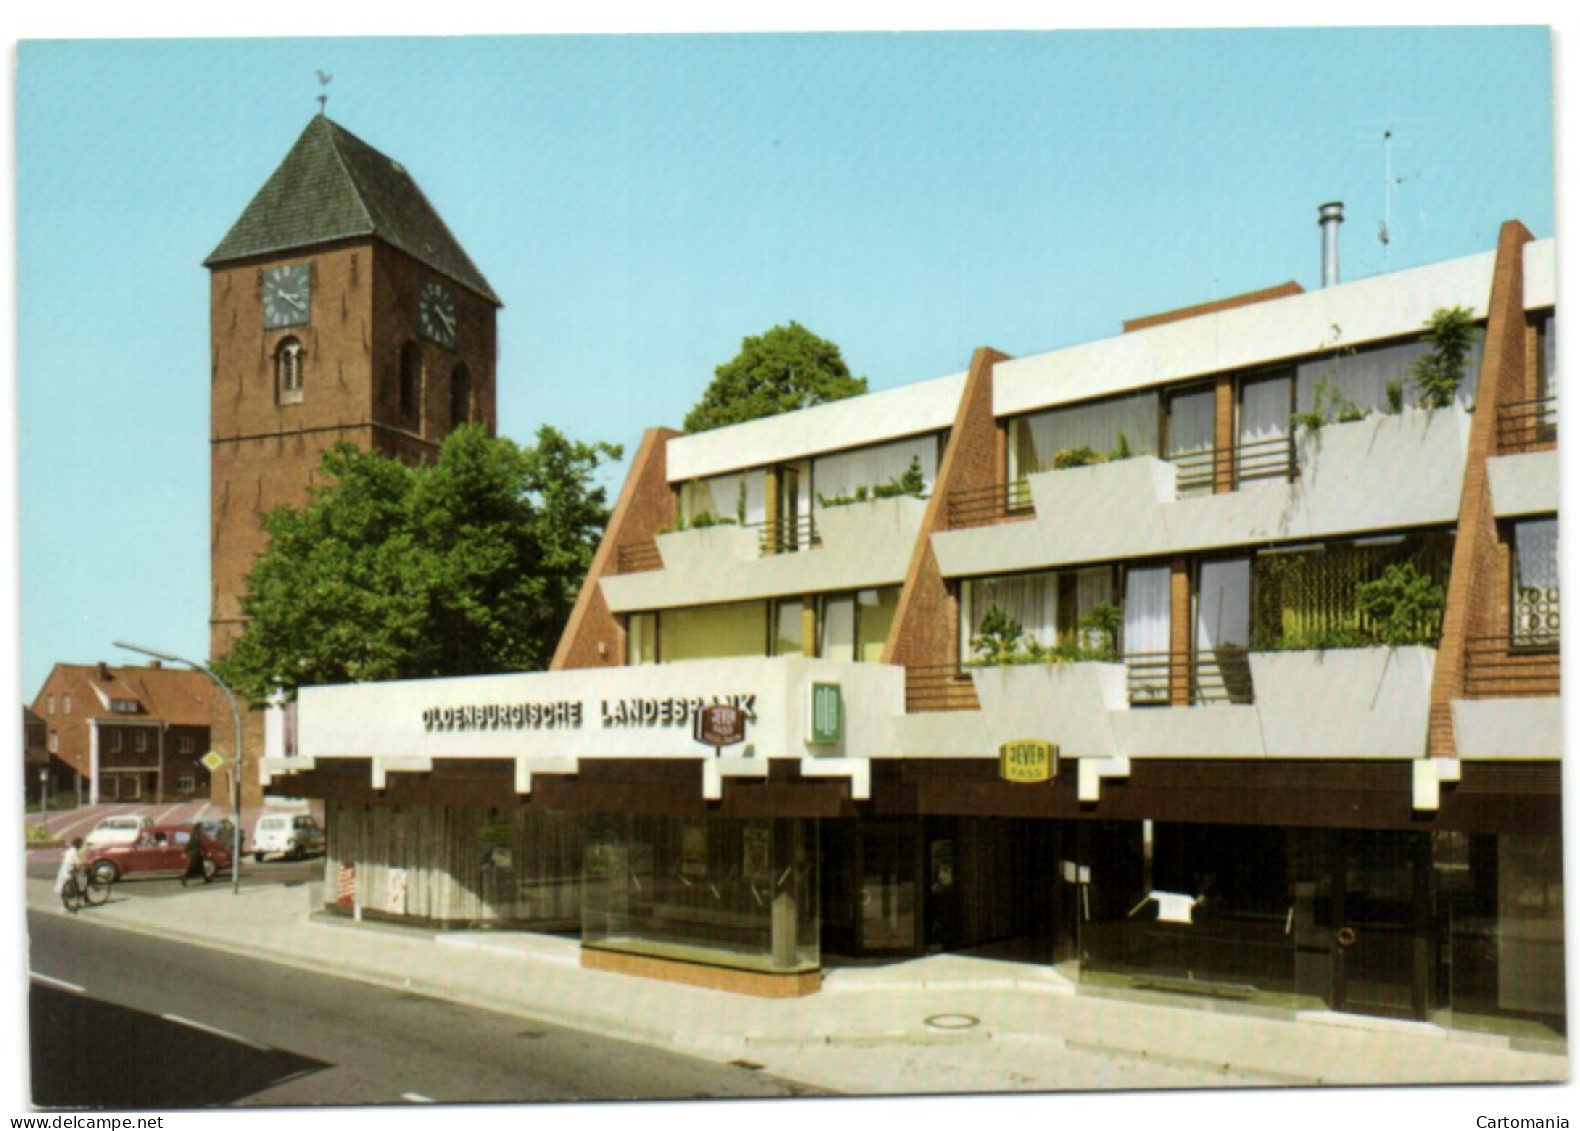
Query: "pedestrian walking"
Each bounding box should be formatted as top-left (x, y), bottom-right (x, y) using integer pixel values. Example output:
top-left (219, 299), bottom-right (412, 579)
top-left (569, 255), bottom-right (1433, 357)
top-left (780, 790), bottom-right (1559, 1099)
top-left (180, 827), bottom-right (206, 887)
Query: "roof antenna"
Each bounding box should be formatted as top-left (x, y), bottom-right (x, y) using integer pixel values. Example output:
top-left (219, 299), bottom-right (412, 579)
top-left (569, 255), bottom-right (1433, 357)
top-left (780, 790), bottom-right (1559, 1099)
top-left (316, 70), bottom-right (333, 116)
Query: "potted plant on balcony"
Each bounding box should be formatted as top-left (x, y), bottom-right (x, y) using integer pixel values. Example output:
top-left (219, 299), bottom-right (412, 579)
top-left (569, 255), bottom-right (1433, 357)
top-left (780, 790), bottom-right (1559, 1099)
top-left (1410, 305), bottom-right (1477, 410)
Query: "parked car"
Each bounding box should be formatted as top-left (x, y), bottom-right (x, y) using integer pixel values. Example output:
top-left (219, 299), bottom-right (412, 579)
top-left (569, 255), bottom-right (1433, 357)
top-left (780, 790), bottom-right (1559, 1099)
top-left (83, 815), bottom-right (154, 849)
top-left (251, 813), bottom-right (325, 862)
top-left (85, 824), bottom-right (232, 884)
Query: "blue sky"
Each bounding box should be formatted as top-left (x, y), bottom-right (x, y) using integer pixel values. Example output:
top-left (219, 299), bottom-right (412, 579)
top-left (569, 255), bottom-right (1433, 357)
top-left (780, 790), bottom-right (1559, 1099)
top-left (12, 26), bottom-right (1557, 698)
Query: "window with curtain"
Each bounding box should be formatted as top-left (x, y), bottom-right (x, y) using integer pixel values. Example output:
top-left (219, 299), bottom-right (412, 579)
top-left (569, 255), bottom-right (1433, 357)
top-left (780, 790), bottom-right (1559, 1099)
top-left (659, 602), bottom-right (767, 663)
top-left (1007, 393), bottom-right (1159, 485)
top-left (1196, 557), bottom-right (1253, 703)
top-left (1237, 371), bottom-right (1293, 484)
top-left (856, 588), bottom-right (901, 661)
top-left (1512, 518), bottom-right (1559, 647)
top-left (679, 471), bottom-right (766, 526)
top-left (1295, 333), bottom-right (1484, 418)
top-left (1164, 386), bottom-right (1216, 496)
top-left (820, 595), bottom-right (856, 662)
top-left (1124, 565), bottom-right (1171, 702)
top-left (813, 435), bottom-right (939, 504)
top-left (771, 600), bottom-right (805, 657)
top-left (627, 612), bottom-right (657, 665)
top-left (960, 573), bottom-right (1060, 661)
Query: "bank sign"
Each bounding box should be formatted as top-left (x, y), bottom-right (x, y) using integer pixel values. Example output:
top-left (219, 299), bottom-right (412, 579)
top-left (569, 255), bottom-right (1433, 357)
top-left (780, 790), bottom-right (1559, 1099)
top-left (998, 740), bottom-right (1058, 784)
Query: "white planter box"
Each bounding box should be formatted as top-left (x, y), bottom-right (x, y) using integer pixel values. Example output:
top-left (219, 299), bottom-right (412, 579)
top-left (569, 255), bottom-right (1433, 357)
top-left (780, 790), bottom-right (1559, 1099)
top-left (969, 661), bottom-right (1127, 758)
top-left (1250, 645), bottom-right (1436, 757)
top-left (655, 523), bottom-right (761, 569)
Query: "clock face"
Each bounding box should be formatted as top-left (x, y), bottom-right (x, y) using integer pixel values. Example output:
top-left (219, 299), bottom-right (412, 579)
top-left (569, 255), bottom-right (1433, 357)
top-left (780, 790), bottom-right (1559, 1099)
top-left (261, 263), bottom-right (311, 329)
top-left (418, 280), bottom-right (458, 348)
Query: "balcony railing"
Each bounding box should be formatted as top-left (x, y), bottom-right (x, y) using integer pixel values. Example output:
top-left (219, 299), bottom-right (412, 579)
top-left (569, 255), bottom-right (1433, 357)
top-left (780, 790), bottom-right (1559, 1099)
top-left (1166, 435), bottom-right (1296, 496)
top-left (1463, 634), bottom-right (1560, 698)
top-left (1124, 650), bottom-right (1255, 707)
top-left (904, 663), bottom-right (980, 712)
top-left (1497, 397), bottom-right (1558, 454)
top-left (945, 482), bottom-right (1033, 530)
top-left (615, 540), bottom-right (663, 573)
top-left (749, 513), bottom-right (821, 555)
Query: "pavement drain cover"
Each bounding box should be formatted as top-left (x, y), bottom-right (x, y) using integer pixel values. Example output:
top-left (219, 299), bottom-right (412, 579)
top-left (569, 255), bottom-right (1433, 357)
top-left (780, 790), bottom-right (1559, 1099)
top-left (923, 1013), bottom-right (980, 1031)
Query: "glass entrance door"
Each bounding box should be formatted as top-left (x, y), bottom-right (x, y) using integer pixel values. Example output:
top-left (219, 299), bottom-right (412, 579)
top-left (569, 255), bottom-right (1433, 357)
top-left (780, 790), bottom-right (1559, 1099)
top-left (859, 823), bottom-right (919, 953)
top-left (1333, 831), bottom-right (1428, 1019)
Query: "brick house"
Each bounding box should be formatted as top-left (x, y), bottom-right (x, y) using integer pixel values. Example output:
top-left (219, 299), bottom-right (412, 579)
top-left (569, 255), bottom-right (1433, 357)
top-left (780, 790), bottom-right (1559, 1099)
top-left (29, 662), bottom-right (214, 804)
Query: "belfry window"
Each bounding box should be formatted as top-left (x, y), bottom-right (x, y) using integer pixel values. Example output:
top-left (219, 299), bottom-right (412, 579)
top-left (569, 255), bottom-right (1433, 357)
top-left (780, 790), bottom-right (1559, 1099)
top-left (400, 342), bottom-right (422, 423)
top-left (275, 338), bottom-right (305, 405)
top-left (451, 364), bottom-right (471, 428)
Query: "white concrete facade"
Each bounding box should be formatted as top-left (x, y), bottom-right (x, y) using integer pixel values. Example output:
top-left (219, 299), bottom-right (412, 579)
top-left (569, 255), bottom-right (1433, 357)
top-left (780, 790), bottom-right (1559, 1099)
top-left (933, 407), bottom-right (1468, 578)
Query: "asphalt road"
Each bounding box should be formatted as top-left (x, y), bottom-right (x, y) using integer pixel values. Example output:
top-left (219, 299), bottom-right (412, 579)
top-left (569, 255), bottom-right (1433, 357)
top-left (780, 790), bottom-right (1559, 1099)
top-left (27, 909), bottom-right (823, 1107)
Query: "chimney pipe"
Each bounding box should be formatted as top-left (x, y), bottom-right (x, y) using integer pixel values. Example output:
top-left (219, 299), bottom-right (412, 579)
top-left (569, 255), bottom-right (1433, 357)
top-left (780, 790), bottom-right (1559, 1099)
top-left (96, 662), bottom-right (110, 681)
top-left (1318, 201), bottom-right (1344, 287)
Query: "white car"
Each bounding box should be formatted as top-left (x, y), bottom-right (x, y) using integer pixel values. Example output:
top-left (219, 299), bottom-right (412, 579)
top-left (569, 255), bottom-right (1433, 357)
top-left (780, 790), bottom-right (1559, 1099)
top-left (84, 815), bottom-right (154, 849)
top-left (251, 813), bottom-right (325, 862)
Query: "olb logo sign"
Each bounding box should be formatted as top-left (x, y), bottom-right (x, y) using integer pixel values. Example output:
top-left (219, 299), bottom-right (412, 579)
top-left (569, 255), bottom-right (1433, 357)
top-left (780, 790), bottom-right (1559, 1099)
top-left (998, 739), bottom-right (1057, 784)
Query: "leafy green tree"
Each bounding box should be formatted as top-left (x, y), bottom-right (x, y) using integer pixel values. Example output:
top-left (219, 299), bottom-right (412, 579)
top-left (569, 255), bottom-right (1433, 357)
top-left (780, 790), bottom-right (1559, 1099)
top-left (684, 321), bottom-right (867, 433)
top-left (1410, 305), bottom-right (1478, 409)
top-left (216, 425), bottom-right (620, 700)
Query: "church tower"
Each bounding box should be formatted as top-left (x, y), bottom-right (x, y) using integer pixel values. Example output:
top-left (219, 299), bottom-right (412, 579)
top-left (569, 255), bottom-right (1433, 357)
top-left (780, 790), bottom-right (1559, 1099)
top-left (205, 114), bottom-right (500, 806)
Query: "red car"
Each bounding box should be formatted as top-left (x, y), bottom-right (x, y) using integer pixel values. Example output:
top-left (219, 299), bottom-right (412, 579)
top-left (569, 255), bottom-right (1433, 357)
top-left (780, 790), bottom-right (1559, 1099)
top-left (85, 824), bottom-right (233, 885)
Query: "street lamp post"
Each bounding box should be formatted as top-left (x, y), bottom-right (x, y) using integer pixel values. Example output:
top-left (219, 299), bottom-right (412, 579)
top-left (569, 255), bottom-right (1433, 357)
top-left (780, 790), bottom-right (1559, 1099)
top-left (114, 640), bottom-right (244, 895)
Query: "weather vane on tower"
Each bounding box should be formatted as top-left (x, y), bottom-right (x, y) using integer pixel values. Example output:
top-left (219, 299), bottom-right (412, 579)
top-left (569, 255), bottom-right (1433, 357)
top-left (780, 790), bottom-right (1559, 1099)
top-left (316, 70), bottom-right (333, 115)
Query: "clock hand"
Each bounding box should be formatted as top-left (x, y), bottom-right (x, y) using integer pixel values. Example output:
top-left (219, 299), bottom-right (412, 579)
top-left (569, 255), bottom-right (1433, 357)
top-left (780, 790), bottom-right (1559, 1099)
top-left (436, 308), bottom-right (456, 333)
top-left (280, 292), bottom-right (305, 310)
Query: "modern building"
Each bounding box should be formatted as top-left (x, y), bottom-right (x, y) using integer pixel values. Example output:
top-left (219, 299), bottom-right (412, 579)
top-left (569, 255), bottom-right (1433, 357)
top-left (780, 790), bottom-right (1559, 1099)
top-left (28, 662), bottom-right (214, 804)
top-left (261, 214), bottom-right (1561, 1035)
top-left (204, 113), bottom-right (501, 808)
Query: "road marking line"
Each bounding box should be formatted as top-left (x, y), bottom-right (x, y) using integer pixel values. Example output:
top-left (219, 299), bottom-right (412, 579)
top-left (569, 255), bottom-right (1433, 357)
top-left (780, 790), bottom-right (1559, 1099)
top-left (401, 1093), bottom-right (437, 1103)
top-left (29, 972), bottom-right (85, 993)
top-left (161, 1013), bottom-right (274, 1051)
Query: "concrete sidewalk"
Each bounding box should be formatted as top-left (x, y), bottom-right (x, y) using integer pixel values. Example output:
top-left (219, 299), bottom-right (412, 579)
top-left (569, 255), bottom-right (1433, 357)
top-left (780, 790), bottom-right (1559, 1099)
top-left (25, 875), bottom-right (1567, 1096)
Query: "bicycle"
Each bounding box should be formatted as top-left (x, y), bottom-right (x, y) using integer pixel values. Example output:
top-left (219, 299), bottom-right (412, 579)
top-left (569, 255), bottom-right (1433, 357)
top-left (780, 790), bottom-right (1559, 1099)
top-left (59, 870), bottom-right (111, 914)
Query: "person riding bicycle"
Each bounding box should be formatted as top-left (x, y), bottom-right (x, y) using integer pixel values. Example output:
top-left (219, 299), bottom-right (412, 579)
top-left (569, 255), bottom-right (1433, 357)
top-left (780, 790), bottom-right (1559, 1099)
top-left (54, 836), bottom-right (87, 898)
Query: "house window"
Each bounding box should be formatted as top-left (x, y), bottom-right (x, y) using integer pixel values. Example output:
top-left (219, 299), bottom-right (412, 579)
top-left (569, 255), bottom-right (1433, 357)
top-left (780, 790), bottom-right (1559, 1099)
top-left (109, 730), bottom-right (122, 753)
top-left (399, 341), bottom-right (422, 423)
top-left (48, 732), bottom-right (58, 753)
top-left (960, 568), bottom-right (1116, 662)
top-left (275, 337), bottom-right (305, 404)
top-left (46, 695), bottom-right (53, 716)
top-left (659, 602), bottom-right (768, 664)
top-left (1163, 384), bottom-right (1217, 497)
top-left (111, 699), bottom-right (137, 714)
top-left (178, 736), bottom-right (195, 754)
top-left (450, 363), bottom-right (470, 428)
top-left (176, 773), bottom-right (196, 793)
top-left (63, 695), bottom-right (71, 714)
top-left (1007, 393), bottom-right (1159, 502)
top-left (627, 612), bottom-right (657, 666)
top-left (1512, 518), bottom-right (1559, 648)
top-left (819, 588), bottom-right (901, 663)
top-left (134, 731), bottom-right (148, 753)
top-left (771, 599), bottom-right (806, 657)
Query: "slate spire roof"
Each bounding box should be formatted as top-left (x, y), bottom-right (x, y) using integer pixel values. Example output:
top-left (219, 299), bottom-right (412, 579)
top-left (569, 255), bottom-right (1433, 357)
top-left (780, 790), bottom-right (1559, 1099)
top-left (205, 114), bottom-right (500, 305)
